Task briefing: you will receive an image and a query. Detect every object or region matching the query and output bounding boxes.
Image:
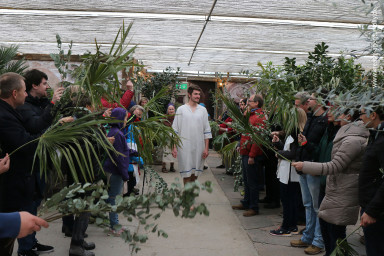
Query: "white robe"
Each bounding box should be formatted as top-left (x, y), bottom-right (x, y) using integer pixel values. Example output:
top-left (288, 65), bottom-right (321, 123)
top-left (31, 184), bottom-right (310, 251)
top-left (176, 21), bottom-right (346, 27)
top-left (172, 104), bottom-right (212, 178)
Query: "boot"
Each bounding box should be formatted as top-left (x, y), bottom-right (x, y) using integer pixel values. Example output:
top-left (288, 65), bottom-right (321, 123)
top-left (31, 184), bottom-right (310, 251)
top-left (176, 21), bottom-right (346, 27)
top-left (161, 163), bottom-right (168, 173)
top-left (69, 244), bottom-right (95, 256)
top-left (82, 241), bottom-right (95, 250)
top-left (169, 163), bottom-right (175, 172)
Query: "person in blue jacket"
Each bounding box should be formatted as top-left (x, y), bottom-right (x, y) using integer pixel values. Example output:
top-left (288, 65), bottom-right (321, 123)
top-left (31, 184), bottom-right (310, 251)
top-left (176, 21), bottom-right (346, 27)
top-left (0, 154), bottom-right (48, 252)
top-left (0, 212), bottom-right (48, 240)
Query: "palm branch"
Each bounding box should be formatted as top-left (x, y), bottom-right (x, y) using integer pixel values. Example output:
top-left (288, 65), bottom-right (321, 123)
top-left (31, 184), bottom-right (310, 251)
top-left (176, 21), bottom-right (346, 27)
top-left (0, 45), bottom-right (28, 75)
top-left (217, 91), bottom-right (292, 162)
top-left (8, 113), bottom-right (121, 183)
top-left (330, 226), bottom-right (361, 256)
top-left (71, 21), bottom-right (141, 109)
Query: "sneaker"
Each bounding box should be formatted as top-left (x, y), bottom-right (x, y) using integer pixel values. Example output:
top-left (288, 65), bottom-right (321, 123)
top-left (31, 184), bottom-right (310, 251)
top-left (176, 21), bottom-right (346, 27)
top-left (290, 239), bottom-right (311, 248)
top-left (243, 209), bottom-right (259, 217)
top-left (288, 227), bottom-right (299, 235)
top-left (269, 227), bottom-right (292, 237)
top-left (304, 245), bottom-right (324, 255)
top-left (18, 250), bottom-right (38, 256)
top-left (107, 227), bottom-right (127, 237)
top-left (31, 242), bottom-right (54, 253)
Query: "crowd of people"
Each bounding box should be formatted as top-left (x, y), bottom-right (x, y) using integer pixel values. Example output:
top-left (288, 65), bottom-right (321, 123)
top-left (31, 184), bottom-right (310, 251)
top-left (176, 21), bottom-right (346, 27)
top-left (0, 71), bottom-right (212, 256)
top-left (0, 68), bottom-right (383, 256)
top-left (227, 91), bottom-right (384, 256)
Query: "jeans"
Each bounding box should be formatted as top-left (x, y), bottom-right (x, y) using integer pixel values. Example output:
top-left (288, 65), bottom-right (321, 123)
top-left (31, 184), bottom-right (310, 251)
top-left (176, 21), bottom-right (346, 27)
top-left (361, 208), bottom-right (384, 256)
top-left (280, 181), bottom-right (300, 230)
top-left (319, 218), bottom-right (346, 256)
top-left (17, 200), bottom-right (40, 252)
top-left (299, 174), bottom-right (324, 248)
top-left (240, 155), bottom-right (263, 211)
top-left (107, 174), bottom-right (124, 229)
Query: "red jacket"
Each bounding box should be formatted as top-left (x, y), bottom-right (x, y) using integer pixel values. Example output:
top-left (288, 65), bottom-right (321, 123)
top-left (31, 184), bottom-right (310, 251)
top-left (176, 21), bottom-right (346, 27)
top-left (101, 89), bottom-right (134, 109)
top-left (219, 117), bottom-right (234, 134)
top-left (239, 108), bottom-right (266, 158)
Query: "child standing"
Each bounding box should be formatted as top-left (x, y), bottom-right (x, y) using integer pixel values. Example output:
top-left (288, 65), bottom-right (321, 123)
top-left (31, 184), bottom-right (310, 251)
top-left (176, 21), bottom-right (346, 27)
top-left (103, 108), bottom-right (130, 236)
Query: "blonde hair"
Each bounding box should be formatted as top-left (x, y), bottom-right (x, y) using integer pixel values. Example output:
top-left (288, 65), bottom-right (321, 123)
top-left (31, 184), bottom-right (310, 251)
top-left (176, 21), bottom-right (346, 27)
top-left (297, 108), bottom-right (307, 132)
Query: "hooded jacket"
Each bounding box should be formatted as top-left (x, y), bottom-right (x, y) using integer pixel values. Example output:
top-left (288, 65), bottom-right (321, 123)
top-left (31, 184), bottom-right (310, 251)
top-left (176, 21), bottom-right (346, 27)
top-left (302, 121), bottom-right (369, 225)
top-left (103, 108), bottom-right (130, 181)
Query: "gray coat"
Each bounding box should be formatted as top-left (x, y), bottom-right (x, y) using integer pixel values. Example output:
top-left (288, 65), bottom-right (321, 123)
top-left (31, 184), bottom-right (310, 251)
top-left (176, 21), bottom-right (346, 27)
top-left (302, 121), bottom-right (369, 226)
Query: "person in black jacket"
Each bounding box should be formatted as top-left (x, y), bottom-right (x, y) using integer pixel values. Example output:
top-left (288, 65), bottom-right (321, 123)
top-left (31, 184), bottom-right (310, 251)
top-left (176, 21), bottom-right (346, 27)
top-left (269, 107), bottom-right (307, 236)
top-left (17, 69), bottom-right (64, 134)
top-left (359, 106), bottom-right (384, 256)
top-left (290, 92), bottom-right (328, 255)
top-left (15, 69), bottom-right (63, 256)
top-left (0, 72), bottom-right (40, 256)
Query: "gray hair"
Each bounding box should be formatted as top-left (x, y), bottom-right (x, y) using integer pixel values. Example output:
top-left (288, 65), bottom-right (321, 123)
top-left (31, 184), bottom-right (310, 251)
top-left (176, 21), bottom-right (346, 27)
top-left (129, 105), bottom-right (145, 114)
top-left (0, 72), bottom-right (25, 98)
top-left (294, 91), bottom-right (310, 105)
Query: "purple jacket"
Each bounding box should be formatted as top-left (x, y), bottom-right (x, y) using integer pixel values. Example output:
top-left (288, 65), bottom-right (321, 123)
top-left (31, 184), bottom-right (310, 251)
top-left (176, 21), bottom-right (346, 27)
top-left (103, 108), bottom-right (130, 181)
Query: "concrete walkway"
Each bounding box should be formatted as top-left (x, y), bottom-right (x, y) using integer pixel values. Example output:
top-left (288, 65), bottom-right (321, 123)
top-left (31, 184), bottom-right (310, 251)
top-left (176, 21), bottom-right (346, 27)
top-left (13, 150), bottom-right (257, 256)
top-left (207, 151), bottom-right (367, 256)
top-left (13, 150), bottom-right (366, 255)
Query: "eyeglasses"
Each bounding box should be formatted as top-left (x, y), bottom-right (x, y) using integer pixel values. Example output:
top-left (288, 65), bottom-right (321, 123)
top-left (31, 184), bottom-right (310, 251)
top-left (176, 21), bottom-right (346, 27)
top-left (358, 112), bottom-right (366, 116)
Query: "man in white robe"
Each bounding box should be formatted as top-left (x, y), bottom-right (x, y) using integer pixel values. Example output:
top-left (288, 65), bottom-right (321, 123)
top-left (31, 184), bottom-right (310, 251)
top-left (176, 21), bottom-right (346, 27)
top-left (172, 85), bottom-right (212, 184)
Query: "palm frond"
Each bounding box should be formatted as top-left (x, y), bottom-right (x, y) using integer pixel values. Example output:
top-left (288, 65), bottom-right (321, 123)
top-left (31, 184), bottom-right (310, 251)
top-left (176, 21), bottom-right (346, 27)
top-left (0, 45), bottom-right (28, 75)
top-left (128, 115), bottom-right (181, 164)
top-left (217, 91), bottom-right (292, 162)
top-left (71, 21), bottom-right (141, 109)
top-left (33, 113), bottom-right (121, 182)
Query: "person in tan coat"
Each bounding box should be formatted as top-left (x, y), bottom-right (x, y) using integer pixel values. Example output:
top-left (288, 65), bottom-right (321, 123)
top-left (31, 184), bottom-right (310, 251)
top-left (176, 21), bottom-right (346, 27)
top-left (293, 110), bottom-right (369, 256)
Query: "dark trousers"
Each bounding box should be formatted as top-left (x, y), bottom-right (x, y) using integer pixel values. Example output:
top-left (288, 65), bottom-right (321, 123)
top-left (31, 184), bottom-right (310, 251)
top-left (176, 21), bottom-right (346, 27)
top-left (280, 181), bottom-right (300, 230)
top-left (264, 152), bottom-right (280, 203)
top-left (241, 155), bottom-right (262, 211)
top-left (127, 172), bottom-right (136, 196)
top-left (0, 238), bottom-right (15, 256)
top-left (62, 214), bottom-right (75, 232)
top-left (71, 213), bottom-right (90, 247)
top-left (361, 208), bottom-right (384, 256)
top-left (319, 218), bottom-right (346, 256)
top-left (17, 199), bottom-right (41, 252)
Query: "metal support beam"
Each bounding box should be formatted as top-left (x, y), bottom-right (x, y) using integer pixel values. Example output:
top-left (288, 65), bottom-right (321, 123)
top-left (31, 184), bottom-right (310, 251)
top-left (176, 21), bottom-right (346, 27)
top-left (188, 0), bottom-right (218, 66)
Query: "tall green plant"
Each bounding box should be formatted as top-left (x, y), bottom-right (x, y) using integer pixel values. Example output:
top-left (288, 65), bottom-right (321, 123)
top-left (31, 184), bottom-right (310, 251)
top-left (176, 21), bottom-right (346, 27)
top-left (134, 67), bottom-right (180, 112)
top-left (0, 45), bottom-right (28, 75)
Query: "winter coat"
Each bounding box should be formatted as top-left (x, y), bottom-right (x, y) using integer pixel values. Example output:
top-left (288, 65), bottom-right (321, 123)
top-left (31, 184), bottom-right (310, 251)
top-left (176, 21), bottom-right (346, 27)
top-left (359, 122), bottom-right (384, 220)
top-left (239, 109), bottom-right (266, 157)
top-left (103, 108), bottom-right (130, 181)
top-left (101, 89), bottom-right (133, 109)
top-left (16, 94), bottom-right (54, 134)
top-left (302, 121), bottom-right (369, 226)
top-left (296, 113), bottom-right (328, 161)
top-left (0, 99), bottom-right (40, 212)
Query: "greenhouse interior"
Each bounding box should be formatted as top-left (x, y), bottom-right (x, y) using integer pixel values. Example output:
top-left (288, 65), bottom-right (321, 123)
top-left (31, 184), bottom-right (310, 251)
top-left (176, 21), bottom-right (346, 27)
top-left (0, 1), bottom-right (383, 256)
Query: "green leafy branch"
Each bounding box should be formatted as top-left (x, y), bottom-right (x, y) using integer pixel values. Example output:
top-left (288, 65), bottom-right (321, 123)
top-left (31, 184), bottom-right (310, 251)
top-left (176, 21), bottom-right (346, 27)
top-left (40, 175), bottom-right (213, 253)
